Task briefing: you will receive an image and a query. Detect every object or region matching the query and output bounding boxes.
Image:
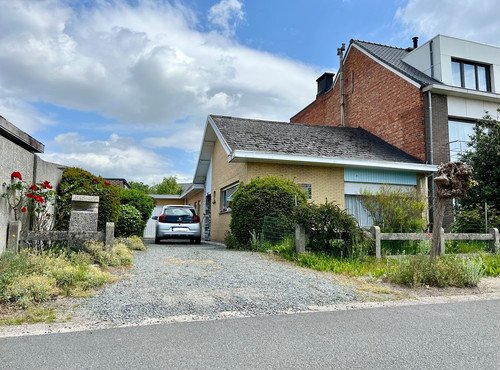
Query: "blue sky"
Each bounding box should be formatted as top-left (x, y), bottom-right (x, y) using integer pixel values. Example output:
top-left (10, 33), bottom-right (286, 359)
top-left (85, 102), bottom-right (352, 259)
top-left (0, 0), bottom-right (499, 184)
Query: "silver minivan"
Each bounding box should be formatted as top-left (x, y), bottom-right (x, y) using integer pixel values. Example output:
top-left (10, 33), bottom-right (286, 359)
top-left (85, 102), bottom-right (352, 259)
top-left (153, 205), bottom-right (201, 244)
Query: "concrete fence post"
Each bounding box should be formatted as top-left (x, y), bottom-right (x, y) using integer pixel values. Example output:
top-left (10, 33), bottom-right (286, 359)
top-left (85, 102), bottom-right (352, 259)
top-left (371, 226), bottom-right (381, 259)
top-left (440, 227), bottom-right (446, 256)
top-left (295, 224), bottom-right (306, 254)
top-left (490, 228), bottom-right (499, 254)
top-left (105, 222), bottom-right (115, 252)
top-left (7, 221), bottom-right (22, 253)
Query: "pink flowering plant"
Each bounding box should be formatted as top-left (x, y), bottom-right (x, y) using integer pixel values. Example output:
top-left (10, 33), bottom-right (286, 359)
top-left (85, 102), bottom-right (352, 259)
top-left (2, 171), bottom-right (57, 231)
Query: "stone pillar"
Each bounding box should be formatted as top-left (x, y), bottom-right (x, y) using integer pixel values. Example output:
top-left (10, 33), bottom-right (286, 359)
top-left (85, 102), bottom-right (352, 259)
top-left (69, 195), bottom-right (99, 232)
top-left (69, 195), bottom-right (99, 249)
top-left (371, 226), bottom-right (381, 259)
top-left (491, 228), bottom-right (499, 254)
top-left (439, 227), bottom-right (445, 256)
top-left (295, 224), bottom-right (306, 254)
top-left (105, 222), bottom-right (115, 252)
top-left (7, 221), bottom-right (22, 253)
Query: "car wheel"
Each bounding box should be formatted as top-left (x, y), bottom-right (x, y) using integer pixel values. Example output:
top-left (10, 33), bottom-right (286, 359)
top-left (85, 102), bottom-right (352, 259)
top-left (195, 237), bottom-right (201, 244)
top-left (155, 236), bottom-right (161, 244)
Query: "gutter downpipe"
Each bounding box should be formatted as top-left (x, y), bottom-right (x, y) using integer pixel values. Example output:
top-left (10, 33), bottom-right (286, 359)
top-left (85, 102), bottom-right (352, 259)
top-left (427, 90), bottom-right (435, 229)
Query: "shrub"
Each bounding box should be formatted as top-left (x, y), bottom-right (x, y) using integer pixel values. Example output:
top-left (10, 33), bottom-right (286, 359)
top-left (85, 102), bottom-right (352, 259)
top-left (116, 204), bottom-right (144, 237)
top-left (4, 275), bottom-right (59, 308)
top-left (84, 240), bottom-right (133, 267)
top-left (295, 201), bottom-right (366, 258)
top-left (229, 176), bottom-right (307, 247)
top-left (482, 254), bottom-right (500, 276)
top-left (119, 235), bottom-right (146, 251)
top-left (386, 255), bottom-right (484, 287)
top-left (452, 207), bottom-right (500, 233)
top-left (120, 189), bottom-right (155, 224)
top-left (360, 186), bottom-right (426, 233)
top-left (55, 167), bottom-right (120, 232)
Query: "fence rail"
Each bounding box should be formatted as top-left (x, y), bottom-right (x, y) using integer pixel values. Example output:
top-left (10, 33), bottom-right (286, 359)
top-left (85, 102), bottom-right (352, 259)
top-left (370, 226), bottom-right (499, 258)
top-left (6, 221), bottom-right (115, 253)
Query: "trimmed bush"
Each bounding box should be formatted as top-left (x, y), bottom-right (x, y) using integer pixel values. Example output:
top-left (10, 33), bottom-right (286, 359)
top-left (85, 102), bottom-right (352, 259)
top-left (229, 177), bottom-right (307, 247)
top-left (56, 167), bottom-right (120, 231)
top-left (120, 189), bottom-right (155, 224)
top-left (295, 201), bottom-right (368, 258)
top-left (116, 204), bottom-right (144, 237)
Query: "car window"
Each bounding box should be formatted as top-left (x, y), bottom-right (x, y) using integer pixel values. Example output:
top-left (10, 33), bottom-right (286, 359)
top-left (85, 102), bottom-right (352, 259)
top-left (164, 208), bottom-right (195, 216)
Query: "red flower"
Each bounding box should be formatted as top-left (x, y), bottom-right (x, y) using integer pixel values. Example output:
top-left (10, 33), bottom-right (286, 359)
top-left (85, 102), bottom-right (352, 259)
top-left (10, 171), bottom-right (22, 181)
top-left (21, 207), bottom-right (27, 213)
top-left (104, 181), bottom-right (111, 186)
top-left (34, 195), bottom-right (45, 203)
top-left (30, 184), bottom-right (38, 191)
top-left (26, 193), bottom-right (35, 199)
top-left (43, 180), bottom-right (53, 189)
top-left (92, 178), bottom-right (99, 183)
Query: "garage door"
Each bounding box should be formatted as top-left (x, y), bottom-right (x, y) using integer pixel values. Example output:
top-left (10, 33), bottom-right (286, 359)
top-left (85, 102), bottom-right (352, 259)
top-left (144, 205), bottom-right (163, 238)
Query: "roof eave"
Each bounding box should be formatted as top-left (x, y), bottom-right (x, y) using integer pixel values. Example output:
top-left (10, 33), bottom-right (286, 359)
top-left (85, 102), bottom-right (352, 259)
top-left (229, 150), bottom-right (437, 173)
top-left (422, 84), bottom-right (500, 103)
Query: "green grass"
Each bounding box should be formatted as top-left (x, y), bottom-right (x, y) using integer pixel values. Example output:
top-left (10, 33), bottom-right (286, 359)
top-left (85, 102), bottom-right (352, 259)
top-left (482, 253), bottom-right (500, 276)
top-left (0, 307), bottom-right (56, 326)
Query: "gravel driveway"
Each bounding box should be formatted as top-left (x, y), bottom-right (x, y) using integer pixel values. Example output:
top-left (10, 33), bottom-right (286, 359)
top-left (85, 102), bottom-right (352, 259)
top-left (81, 242), bottom-right (357, 325)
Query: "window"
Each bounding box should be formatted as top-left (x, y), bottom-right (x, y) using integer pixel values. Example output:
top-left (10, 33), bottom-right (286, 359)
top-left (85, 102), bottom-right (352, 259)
top-left (299, 184), bottom-right (312, 199)
top-left (451, 59), bottom-right (491, 92)
top-left (221, 183), bottom-right (238, 212)
top-left (448, 119), bottom-right (475, 161)
top-left (345, 195), bottom-right (373, 228)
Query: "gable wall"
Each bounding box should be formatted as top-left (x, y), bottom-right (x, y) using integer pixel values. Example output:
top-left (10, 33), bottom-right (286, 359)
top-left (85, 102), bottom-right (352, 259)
top-left (292, 46), bottom-right (428, 162)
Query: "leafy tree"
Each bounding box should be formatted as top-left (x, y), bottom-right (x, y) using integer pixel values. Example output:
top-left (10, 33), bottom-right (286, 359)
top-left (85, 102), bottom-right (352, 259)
top-left (151, 176), bottom-right (183, 195)
top-left (128, 181), bottom-right (151, 193)
top-left (459, 111), bottom-right (500, 210)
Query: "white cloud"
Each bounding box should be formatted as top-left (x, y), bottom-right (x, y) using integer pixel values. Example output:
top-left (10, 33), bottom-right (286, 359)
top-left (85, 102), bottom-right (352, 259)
top-left (42, 133), bottom-right (191, 185)
top-left (208, 0), bottom-right (245, 37)
top-left (0, 0), bottom-right (317, 134)
top-left (395, 0), bottom-right (500, 45)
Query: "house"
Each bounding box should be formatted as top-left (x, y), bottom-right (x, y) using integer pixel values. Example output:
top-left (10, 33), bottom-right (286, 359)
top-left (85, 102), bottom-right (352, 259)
top-left (104, 178), bottom-right (131, 189)
top-left (291, 35), bottom-right (500, 226)
top-left (0, 115), bottom-right (64, 254)
top-left (191, 115), bottom-right (436, 242)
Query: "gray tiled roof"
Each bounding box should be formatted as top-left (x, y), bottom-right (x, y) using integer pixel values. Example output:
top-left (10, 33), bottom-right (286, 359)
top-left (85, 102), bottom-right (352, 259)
top-left (352, 40), bottom-right (440, 86)
top-left (210, 115), bottom-right (422, 164)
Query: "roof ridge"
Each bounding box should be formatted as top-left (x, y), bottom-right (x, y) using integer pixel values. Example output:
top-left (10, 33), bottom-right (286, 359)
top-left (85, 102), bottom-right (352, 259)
top-left (351, 39), bottom-right (407, 51)
top-left (210, 115), bottom-right (361, 131)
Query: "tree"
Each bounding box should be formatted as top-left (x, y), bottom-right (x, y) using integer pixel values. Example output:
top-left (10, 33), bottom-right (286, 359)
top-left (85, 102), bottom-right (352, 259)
top-left (150, 176), bottom-right (183, 195)
top-left (459, 112), bottom-right (500, 210)
top-left (120, 189), bottom-right (154, 225)
top-left (128, 181), bottom-right (151, 193)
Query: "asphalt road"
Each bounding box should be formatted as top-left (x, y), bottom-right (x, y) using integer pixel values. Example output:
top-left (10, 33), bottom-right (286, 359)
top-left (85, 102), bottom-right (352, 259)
top-left (1, 299), bottom-right (499, 369)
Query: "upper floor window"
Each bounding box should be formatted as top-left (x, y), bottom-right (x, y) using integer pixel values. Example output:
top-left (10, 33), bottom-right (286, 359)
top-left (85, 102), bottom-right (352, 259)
top-left (299, 183), bottom-right (312, 199)
top-left (451, 59), bottom-right (491, 92)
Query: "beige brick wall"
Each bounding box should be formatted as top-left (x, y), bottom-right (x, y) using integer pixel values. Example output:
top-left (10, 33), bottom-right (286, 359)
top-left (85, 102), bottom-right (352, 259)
top-left (186, 191), bottom-right (203, 217)
top-left (209, 151), bottom-right (345, 242)
top-left (246, 163), bottom-right (345, 207)
top-left (210, 140), bottom-right (247, 242)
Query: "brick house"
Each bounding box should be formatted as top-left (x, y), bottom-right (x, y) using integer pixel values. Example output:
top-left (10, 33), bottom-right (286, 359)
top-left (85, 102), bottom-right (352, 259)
top-left (291, 35), bottom-right (500, 226)
top-left (191, 115), bottom-right (435, 242)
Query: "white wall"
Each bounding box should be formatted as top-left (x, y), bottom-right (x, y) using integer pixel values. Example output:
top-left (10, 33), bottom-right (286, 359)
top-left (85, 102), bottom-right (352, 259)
top-left (448, 96), bottom-right (500, 119)
top-left (404, 35), bottom-right (500, 93)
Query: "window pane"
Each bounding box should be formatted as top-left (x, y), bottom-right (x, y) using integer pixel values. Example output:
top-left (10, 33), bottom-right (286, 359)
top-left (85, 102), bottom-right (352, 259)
top-left (345, 195), bottom-right (373, 228)
top-left (463, 63), bottom-right (476, 89)
top-left (451, 61), bottom-right (462, 87)
top-left (448, 120), bottom-right (475, 160)
top-left (477, 65), bottom-right (488, 91)
top-left (299, 184), bottom-right (312, 199)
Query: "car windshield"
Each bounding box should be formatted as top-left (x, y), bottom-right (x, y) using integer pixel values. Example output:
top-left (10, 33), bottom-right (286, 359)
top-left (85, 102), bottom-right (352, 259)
top-left (163, 208), bottom-right (195, 223)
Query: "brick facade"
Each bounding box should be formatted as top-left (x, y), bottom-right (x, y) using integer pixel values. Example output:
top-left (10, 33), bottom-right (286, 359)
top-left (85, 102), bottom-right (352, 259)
top-left (291, 46), bottom-right (427, 162)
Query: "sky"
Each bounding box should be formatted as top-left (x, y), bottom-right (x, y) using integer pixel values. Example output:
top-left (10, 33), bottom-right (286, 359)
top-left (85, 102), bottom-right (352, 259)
top-left (1, 0), bottom-right (499, 185)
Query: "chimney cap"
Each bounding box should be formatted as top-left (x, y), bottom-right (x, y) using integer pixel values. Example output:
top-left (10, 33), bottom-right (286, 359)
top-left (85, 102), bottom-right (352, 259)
top-left (316, 72), bottom-right (335, 82)
top-left (412, 36), bottom-right (419, 49)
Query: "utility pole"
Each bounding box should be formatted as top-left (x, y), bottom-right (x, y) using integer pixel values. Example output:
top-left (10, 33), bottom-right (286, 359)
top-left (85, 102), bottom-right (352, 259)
top-left (337, 43), bottom-right (346, 127)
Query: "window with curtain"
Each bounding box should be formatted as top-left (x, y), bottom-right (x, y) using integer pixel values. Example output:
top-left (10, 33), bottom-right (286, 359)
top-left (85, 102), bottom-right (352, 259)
top-left (345, 195), bottom-right (373, 228)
